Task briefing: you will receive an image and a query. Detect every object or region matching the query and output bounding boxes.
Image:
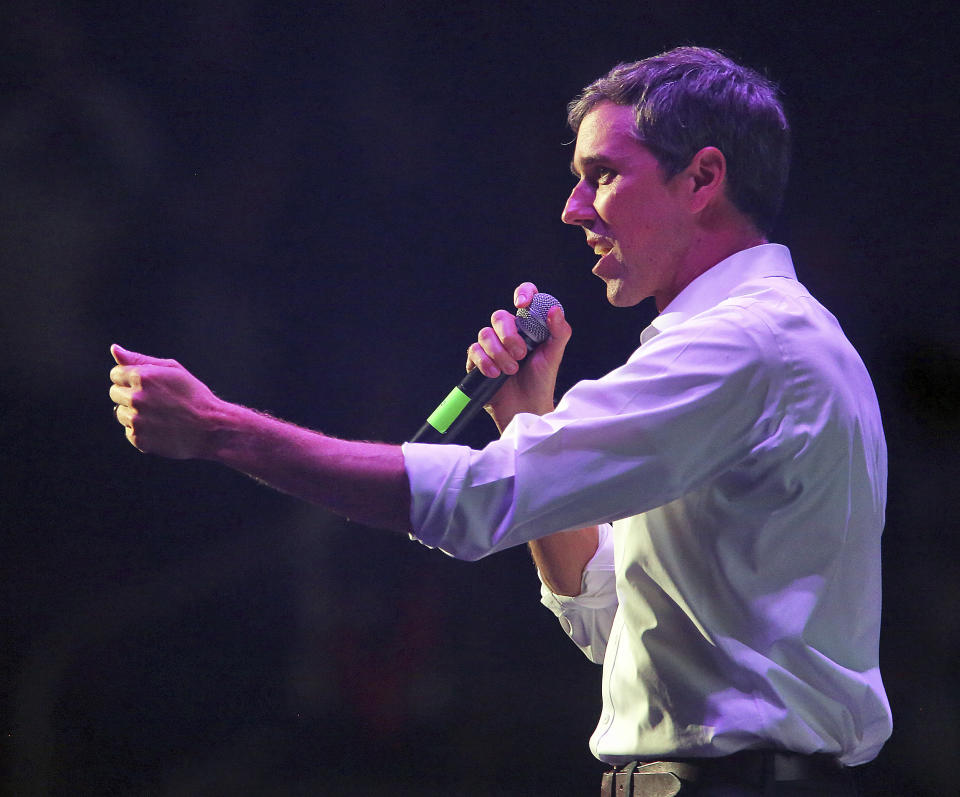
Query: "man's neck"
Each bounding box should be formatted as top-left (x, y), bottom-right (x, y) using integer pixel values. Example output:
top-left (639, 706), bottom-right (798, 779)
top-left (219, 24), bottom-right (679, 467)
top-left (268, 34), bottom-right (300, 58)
top-left (655, 227), bottom-right (768, 312)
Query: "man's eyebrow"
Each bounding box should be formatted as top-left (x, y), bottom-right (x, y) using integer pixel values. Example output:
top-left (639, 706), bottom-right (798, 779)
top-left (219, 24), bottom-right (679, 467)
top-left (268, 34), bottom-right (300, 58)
top-left (569, 155), bottom-right (606, 177)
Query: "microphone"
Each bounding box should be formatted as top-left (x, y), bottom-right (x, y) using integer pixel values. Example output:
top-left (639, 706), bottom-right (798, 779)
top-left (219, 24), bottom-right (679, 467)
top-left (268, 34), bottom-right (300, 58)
top-left (410, 292), bottom-right (563, 444)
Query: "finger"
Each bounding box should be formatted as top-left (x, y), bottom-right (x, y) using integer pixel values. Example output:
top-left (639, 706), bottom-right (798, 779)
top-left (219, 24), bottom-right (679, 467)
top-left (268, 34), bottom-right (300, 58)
top-left (111, 344), bottom-right (178, 368)
top-left (490, 309), bottom-right (528, 360)
top-left (109, 383), bottom-right (136, 407)
top-left (466, 340), bottom-right (505, 378)
top-left (513, 282), bottom-right (539, 308)
top-left (477, 325), bottom-right (518, 376)
top-left (109, 363), bottom-right (142, 388)
top-left (115, 403), bottom-right (137, 427)
top-left (124, 422), bottom-right (144, 453)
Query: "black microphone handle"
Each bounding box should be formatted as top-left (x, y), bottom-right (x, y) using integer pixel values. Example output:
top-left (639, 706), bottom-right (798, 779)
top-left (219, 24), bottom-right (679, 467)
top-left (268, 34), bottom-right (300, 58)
top-left (410, 329), bottom-right (538, 444)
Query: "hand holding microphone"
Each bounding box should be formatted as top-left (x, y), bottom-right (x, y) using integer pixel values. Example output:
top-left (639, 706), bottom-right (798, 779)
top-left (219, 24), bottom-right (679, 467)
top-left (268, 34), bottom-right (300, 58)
top-left (411, 284), bottom-right (570, 443)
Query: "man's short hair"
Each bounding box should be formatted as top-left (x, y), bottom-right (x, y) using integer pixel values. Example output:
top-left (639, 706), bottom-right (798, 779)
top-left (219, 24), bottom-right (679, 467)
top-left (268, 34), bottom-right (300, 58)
top-left (568, 47), bottom-right (791, 235)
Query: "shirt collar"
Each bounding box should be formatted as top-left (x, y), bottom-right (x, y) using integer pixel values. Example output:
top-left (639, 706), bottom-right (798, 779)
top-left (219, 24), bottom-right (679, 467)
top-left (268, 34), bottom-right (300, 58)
top-left (640, 243), bottom-right (797, 344)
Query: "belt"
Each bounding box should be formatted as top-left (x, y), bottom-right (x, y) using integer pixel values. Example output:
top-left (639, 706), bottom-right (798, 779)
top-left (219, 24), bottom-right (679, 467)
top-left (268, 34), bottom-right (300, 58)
top-left (600, 750), bottom-right (846, 796)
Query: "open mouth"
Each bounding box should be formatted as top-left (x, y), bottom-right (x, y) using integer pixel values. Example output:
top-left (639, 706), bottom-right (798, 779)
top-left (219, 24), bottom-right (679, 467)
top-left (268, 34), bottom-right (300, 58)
top-left (591, 250), bottom-right (620, 280)
top-left (586, 236), bottom-right (614, 257)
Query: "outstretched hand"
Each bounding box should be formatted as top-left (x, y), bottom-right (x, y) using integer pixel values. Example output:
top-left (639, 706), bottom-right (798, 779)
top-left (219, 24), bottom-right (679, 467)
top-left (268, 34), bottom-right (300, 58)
top-left (466, 282), bottom-right (572, 430)
top-left (109, 344), bottom-right (223, 459)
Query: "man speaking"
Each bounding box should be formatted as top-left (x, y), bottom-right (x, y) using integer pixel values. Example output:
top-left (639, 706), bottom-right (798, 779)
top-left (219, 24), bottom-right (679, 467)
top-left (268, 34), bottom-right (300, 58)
top-left (109, 47), bottom-right (890, 795)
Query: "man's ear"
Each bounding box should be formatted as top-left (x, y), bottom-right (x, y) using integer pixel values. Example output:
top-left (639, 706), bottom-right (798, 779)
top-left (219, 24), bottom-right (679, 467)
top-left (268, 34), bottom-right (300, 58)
top-left (686, 146), bottom-right (727, 212)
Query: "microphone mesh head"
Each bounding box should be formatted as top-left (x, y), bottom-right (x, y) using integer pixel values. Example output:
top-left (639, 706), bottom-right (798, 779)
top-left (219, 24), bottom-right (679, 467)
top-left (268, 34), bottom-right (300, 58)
top-left (516, 292), bottom-right (562, 344)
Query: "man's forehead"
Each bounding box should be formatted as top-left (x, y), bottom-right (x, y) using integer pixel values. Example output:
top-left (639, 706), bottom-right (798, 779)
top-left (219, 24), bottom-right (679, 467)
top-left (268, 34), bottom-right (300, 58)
top-left (570, 102), bottom-right (642, 171)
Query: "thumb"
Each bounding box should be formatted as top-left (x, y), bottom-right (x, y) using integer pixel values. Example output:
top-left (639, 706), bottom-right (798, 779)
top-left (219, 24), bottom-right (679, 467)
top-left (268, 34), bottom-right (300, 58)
top-left (545, 304), bottom-right (572, 348)
top-left (537, 305), bottom-right (571, 369)
top-left (110, 343), bottom-right (176, 367)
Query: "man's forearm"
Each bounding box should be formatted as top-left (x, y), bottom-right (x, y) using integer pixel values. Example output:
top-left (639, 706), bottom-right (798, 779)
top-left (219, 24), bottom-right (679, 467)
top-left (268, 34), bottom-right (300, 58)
top-left (490, 404), bottom-right (599, 598)
top-left (204, 401), bottom-right (412, 532)
top-left (109, 344), bottom-right (412, 531)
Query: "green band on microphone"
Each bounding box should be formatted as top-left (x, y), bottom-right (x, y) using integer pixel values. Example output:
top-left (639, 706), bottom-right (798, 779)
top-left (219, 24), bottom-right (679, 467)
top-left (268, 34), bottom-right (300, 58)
top-left (425, 386), bottom-right (472, 434)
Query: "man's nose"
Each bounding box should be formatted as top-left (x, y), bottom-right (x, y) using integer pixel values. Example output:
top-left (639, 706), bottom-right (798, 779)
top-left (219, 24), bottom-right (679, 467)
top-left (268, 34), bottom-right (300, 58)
top-left (561, 182), bottom-right (596, 227)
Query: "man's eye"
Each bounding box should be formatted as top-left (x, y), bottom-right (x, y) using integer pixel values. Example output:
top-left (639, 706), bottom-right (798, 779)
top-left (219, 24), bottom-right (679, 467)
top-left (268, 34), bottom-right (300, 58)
top-left (596, 168), bottom-right (615, 185)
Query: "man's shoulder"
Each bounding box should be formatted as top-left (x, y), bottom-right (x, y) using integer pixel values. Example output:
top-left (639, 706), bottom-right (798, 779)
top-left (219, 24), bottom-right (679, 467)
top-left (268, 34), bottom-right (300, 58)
top-left (660, 279), bottom-right (811, 352)
top-left (636, 277), bottom-right (861, 389)
top-left (709, 275), bottom-right (841, 348)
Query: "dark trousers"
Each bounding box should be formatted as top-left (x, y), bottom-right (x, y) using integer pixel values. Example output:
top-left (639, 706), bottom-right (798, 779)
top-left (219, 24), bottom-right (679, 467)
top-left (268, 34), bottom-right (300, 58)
top-left (601, 753), bottom-right (858, 797)
top-left (692, 779), bottom-right (857, 796)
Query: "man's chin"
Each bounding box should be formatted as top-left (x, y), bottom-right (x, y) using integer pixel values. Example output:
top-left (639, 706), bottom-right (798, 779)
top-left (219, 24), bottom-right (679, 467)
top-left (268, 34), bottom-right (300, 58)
top-left (603, 280), bottom-right (644, 308)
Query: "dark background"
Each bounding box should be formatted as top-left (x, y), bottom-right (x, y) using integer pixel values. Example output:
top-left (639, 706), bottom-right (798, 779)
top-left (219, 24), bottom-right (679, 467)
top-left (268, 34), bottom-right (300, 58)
top-left (2, 2), bottom-right (957, 795)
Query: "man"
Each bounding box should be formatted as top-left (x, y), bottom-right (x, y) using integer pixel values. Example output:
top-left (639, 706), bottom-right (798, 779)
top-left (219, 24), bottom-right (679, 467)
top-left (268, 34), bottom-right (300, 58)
top-left (110, 47), bottom-right (890, 795)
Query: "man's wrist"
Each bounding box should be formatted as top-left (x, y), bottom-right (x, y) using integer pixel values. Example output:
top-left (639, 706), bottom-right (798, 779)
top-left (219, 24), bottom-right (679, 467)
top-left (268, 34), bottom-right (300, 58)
top-left (199, 399), bottom-right (260, 463)
top-left (488, 398), bottom-right (555, 434)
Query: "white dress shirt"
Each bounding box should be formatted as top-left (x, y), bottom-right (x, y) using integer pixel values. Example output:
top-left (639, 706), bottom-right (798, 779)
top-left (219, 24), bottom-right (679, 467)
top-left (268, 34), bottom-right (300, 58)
top-left (402, 244), bottom-right (891, 765)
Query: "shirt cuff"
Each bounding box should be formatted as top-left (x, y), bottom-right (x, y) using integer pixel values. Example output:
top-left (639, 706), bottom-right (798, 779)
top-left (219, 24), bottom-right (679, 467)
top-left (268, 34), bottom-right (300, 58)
top-left (538, 524), bottom-right (617, 664)
top-left (402, 440), bottom-right (470, 549)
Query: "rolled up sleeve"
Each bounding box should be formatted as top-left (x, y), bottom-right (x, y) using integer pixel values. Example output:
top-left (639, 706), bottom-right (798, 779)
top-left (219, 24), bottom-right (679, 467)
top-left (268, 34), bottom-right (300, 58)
top-left (401, 309), bottom-right (779, 562)
top-left (538, 522), bottom-right (618, 664)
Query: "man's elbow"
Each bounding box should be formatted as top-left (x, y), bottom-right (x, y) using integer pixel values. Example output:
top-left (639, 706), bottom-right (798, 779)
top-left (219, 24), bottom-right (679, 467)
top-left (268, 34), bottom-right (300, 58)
top-left (541, 571), bottom-right (585, 597)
